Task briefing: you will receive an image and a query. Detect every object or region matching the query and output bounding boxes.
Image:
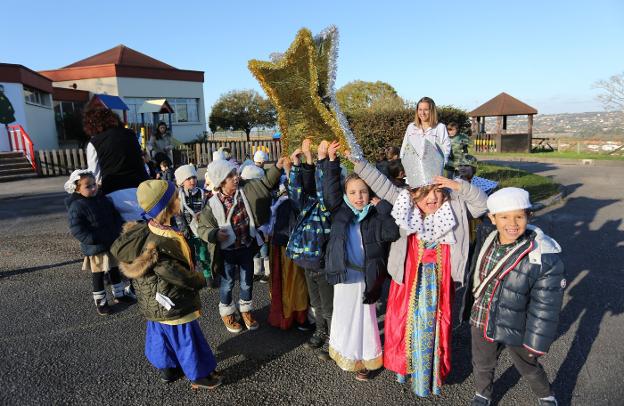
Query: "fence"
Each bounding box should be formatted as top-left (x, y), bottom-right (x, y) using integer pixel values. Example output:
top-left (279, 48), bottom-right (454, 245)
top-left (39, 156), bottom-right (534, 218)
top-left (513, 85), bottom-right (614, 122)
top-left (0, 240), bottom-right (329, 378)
top-left (34, 139), bottom-right (284, 177)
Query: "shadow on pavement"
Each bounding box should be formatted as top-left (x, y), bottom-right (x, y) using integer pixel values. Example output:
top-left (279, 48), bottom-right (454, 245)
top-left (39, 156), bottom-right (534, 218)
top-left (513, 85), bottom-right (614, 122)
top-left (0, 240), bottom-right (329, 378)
top-left (0, 258), bottom-right (83, 279)
top-left (0, 192), bottom-right (67, 219)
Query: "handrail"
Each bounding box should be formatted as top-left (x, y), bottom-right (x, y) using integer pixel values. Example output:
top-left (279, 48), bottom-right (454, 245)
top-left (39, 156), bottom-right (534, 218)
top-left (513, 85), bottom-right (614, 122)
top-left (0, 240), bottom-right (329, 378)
top-left (7, 124), bottom-right (37, 172)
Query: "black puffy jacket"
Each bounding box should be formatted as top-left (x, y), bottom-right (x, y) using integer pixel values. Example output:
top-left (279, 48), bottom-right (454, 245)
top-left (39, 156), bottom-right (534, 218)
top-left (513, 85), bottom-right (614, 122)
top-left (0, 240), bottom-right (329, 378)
top-left (111, 222), bottom-right (206, 322)
top-left (65, 193), bottom-right (123, 256)
top-left (461, 224), bottom-right (565, 354)
top-left (322, 158), bottom-right (400, 304)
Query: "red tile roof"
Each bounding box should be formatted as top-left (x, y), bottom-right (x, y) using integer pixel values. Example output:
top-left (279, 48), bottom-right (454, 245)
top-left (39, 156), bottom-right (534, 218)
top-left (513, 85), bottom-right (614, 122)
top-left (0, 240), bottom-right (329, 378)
top-left (469, 92), bottom-right (538, 117)
top-left (63, 45), bottom-right (175, 70)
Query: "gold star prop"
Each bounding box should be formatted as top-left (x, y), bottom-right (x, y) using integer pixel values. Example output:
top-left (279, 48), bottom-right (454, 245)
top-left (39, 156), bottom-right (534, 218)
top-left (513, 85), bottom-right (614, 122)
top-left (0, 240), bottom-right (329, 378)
top-left (249, 27), bottom-right (352, 155)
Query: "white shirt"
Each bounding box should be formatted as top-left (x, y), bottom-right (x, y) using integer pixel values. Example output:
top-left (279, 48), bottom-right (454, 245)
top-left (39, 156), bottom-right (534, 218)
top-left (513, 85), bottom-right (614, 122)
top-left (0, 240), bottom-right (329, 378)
top-left (86, 142), bottom-right (102, 184)
top-left (400, 122), bottom-right (451, 164)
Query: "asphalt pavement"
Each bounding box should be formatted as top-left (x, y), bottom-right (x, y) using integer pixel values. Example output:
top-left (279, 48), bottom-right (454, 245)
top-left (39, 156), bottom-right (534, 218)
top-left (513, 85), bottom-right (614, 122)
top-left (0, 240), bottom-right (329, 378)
top-left (0, 161), bottom-right (623, 405)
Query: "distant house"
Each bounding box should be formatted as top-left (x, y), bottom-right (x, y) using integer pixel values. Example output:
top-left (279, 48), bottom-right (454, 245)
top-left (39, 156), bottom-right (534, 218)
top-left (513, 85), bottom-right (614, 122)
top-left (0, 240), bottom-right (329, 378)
top-left (39, 45), bottom-right (206, 143)
top-left (0, 63), bottom-right (58, 151)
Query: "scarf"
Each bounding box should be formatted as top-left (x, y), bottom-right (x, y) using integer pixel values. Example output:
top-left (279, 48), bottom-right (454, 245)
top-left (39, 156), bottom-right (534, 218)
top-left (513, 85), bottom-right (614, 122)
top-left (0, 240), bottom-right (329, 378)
top-left (343, 195), bottom-right (372, 223)
top-left (391, 189), bottom-right (457, 244)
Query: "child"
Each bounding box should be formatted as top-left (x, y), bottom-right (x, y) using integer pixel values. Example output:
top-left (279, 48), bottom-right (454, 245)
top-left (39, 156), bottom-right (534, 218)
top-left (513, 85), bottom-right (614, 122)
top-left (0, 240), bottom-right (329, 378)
top-left (455, 154), bottom-right (498, 195)
top-left (198, 156), bottom-right (285, 333)
top-left (174, 164), bottom-right (215, 287)
top-left (142, 150), bottom-right (157, 179)
top-left (348, 139), bottom-right (488, 396)
top-left (253, 149), bottom-right (269, 168)
top-left (386, 159), bottom-right (406, 188)
top-left (445, 122), bottom-right (472, 177)
top-left (241, 163), bottom-right (271, 283)
top-left (64, 169), bottom-right (134, 315)
top-left (110, 180), bottom-right (222, 390)
top-left (266, 170), bottom-right (310, 330)
top-left (286, 138), bottom-right (333, 359)
top-left (156, 160), bottom-right (174, 182)
top-left (322, 141), bottom-right (399, 381)
top-left (461, 188), bottom-right (565, 406)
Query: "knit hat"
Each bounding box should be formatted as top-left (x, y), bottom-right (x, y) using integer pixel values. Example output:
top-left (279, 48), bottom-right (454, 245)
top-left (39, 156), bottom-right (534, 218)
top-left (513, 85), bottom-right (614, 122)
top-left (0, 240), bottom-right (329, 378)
top-left (137, 180), bottom-right (177, 219)
top-left (241, 164), bottom-right (265, 180)
top-left (487, 187), bottom-right (531, 214)
top-left (174, 164), bottom-right (197, 186)
top-left (253, 149), bottom-right (269, 163)
top-left (64, 169), bottom-right (94, 194)
top-left (205, 159), bottom-right (237, 190)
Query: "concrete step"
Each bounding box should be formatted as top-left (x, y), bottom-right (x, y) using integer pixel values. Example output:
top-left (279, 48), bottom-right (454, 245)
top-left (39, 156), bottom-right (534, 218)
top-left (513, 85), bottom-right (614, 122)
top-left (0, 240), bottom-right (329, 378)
top-left (0, 172), bottom-right (39, 182)
top-left (0, 151), bottom-right (25, 159)
top-left (0, 162), bottom-right (32, 170)
top-left (0, 167), bottom-right (36, 176)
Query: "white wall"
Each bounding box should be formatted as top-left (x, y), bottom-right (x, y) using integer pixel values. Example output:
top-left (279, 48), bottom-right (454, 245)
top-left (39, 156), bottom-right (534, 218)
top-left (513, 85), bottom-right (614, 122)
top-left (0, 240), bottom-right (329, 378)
top-left (24, 99), bottom-right (58, 150)
top-left (0, 82), bottom-right (58, 151)
top-left (53, 77), bottom-right (119, 96)
top-left (117, 77), bottom-right (206, 143)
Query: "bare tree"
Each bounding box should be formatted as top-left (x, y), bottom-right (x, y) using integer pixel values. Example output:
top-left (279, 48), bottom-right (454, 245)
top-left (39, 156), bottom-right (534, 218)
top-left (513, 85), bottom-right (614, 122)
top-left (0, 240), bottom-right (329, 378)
top-left (593, 72), bottom-right (624, 111)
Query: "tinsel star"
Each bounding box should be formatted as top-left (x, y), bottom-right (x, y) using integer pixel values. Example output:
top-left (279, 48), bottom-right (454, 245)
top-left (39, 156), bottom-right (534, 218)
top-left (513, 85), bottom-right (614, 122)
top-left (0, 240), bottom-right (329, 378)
top-left (249, 26), bottom-right (363, 159)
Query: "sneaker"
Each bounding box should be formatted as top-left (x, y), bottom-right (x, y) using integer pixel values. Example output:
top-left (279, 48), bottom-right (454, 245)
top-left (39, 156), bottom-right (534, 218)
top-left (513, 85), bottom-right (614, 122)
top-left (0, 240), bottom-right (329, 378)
top-left (259, 275), bottom-right (270, 284)
top-left (96, 303), bottom-right (113, 315)
top-left (221, 314), bottom-right (243, 333)
top-left (355, 369), bottom-right (370, 382)
top-left (241, 311), bottom-right (259, 330)
top-left (471, 394), bottom-right (491, 406)
top-left (304, 330), bottom-right (325, 349)
top-left (159, 367), bottom-right (184, 383)
top-left (317, 336), bottom-right (331, 361)
top-left (191, 372), bottom-right (222, 390)
top-left (113, 286), bottom-right (137, 304)
top-left (538, 397), bottom-right (558, 406)
top-left (296, 320), bottom-right (315, 332)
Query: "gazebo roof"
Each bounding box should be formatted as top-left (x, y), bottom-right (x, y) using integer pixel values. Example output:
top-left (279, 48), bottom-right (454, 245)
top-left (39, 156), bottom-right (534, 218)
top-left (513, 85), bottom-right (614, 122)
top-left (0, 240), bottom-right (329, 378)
top-left (469, 92), bottom-right (537, 117)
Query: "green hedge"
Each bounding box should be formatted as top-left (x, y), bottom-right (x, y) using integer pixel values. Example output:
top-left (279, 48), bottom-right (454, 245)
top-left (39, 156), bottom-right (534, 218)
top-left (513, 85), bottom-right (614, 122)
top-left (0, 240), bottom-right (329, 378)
top-left (347, 106), bottom-right (470, 160)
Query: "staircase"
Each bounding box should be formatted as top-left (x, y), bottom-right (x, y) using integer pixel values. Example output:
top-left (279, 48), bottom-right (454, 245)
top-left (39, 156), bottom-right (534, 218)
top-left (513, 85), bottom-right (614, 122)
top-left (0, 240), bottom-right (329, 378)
top-left (0, 151), bottom-right (38, 182)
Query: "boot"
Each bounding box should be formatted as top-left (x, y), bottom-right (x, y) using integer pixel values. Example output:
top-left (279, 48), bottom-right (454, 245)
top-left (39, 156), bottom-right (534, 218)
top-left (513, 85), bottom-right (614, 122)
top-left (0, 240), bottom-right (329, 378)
top-left (317, 333), bottom-right (331, 361)
top-left (241, 311), bottom-right (259, 330)
top-left (253, 257), bottom-right (264, 281)
top-left (160, 367), bottom-right (184, 383)
top-left (93, 290), bottom-right (112, 315)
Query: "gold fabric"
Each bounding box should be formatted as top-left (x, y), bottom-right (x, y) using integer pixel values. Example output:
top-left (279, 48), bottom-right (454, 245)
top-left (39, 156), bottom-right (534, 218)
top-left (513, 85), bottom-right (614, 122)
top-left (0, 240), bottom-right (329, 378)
top-left (329, 346), bottom-right (384, 372)
top-left (82, 252), bottom-right (118, 273)
top-left (277, 246), bottom-right (308, 318)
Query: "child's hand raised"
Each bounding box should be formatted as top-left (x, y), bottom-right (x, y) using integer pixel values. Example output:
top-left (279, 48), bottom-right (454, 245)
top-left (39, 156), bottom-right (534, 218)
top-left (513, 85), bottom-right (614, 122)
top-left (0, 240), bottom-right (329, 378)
top-left (276, 156), bottom-right (291, 170)
top-left (318, 140), bottom-right (329, 160)
top-left (301, 138), bottom-right (313, 164)
top-left (344, 150), bottom-right (360, 164)
top-left (370, 197), bottom-right (381, 206)
top-left (328, 141), bottom-right (341, 161)
top-left (434, 176), bottom-right (461, 191)
top-left (290, 148), bottom-right (302, 165)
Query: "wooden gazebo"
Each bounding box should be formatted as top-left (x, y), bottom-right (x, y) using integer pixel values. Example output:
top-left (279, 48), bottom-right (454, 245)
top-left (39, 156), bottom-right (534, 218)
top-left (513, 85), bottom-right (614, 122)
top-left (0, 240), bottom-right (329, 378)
top-left (469, 92), bottom-right (537, 153)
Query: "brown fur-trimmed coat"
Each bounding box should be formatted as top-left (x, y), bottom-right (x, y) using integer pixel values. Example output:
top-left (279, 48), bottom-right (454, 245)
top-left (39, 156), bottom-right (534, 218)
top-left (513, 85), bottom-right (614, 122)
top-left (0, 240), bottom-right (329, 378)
top-left (110, 221), bottom-right (207, 322)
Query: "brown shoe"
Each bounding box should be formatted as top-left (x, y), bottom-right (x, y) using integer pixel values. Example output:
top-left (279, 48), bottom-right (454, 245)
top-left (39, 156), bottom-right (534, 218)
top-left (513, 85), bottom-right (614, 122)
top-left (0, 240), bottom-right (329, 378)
top-left (355, 369), bottom-right (370, 382)
top-left (221, 314), bottom-right (242, 333)
top-left (241, 311), bottom-right (259, 330)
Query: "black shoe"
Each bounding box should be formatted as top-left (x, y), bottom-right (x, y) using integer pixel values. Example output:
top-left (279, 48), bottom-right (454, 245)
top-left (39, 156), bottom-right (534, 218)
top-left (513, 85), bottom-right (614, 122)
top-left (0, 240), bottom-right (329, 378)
top-left (538, 397), bottom-right (558, 406)
top-left (113, 295), bottom-right (136, 304)
top-left (471, 394), bottom-right (491, 406)
top-left (191, 372), bottom-right (223, 390)
top-left (297, 320), bottom-right (315, 332)
top-left (159, 367), bottom-right (184, 383)
top-left (206, 276), bottom-right (218, 289)
top-left (259, 275), bottom-right (270, 284)
top-left (96, 303), bottom-right (113, 315)
top-left (317, 338), bottom-right (331, 361)
top-left (304, 330), bottom-right (325, 349)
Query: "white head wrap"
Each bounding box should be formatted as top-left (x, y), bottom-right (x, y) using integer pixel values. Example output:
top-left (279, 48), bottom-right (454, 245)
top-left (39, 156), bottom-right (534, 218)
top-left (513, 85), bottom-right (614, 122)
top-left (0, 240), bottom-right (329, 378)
top-left (64, 169), bottom-right (94, 194)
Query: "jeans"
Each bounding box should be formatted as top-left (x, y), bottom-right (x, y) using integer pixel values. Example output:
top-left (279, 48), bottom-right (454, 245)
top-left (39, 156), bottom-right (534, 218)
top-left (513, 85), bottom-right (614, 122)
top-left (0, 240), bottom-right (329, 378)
top-left (304, 268), bottom-right (334, 333)
top-left (219, 245), bottom-right (257, 305)
top-left (470, 326), bottom-right (552, 399)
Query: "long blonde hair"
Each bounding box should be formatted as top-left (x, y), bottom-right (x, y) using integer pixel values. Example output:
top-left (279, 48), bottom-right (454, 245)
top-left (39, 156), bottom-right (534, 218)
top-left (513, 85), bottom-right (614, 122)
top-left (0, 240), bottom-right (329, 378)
top-left (154, 193), bottom-right (179, 225)
top-left (414, 96), bottom-right (438, 128)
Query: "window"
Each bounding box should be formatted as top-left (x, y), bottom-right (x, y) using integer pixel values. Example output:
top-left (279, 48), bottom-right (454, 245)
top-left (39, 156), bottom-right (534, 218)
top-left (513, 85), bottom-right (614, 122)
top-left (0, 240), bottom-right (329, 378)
top-left (125, 97), bottom-right (200, 124)
top-left (24, 86), bottom-right (51, 107)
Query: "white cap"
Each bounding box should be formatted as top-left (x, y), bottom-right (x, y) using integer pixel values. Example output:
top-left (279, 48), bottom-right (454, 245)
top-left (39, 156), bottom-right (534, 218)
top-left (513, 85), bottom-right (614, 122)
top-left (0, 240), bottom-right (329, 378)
top-left (205, 159), bottom-right (237, 190)
top-left (253, 149), bottom-right (269, 163)
top-left (240, 164), bottom-right (265, 180)
top-left (487, 187), bottom-right (531, 214)
top-left (174, 164), bottom-right (197, 186)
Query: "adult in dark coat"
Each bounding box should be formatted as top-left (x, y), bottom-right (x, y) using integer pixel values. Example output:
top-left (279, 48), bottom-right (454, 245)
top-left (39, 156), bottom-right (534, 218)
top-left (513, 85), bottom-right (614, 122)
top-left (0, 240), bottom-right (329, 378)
top-left (84, 107), bottom-right (149, 221)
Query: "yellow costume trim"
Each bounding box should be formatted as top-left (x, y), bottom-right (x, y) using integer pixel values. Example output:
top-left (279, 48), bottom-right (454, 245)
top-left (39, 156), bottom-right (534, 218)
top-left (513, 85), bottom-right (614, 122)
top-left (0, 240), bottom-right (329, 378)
top-left (329, 346), bottom-right (383, 372)
top-left (158, 310), bottom-right (201, 326)
top-left (148, 221), bottom-right (194, 271)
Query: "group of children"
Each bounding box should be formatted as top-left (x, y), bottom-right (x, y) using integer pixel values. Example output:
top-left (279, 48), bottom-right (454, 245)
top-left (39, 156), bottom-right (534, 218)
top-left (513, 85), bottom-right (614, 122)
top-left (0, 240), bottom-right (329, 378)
top-left (63, 127), bottom-right (565, 404)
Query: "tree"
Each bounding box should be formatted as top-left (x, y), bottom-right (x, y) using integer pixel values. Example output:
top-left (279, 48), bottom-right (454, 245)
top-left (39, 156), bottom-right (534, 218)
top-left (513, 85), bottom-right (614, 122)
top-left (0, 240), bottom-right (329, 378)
top-left (593, 72), bottom-right (624, 111)
top-left (209, 89), bottom-right (276, 140)
top-left (336, 80), bottom-right (404, 115)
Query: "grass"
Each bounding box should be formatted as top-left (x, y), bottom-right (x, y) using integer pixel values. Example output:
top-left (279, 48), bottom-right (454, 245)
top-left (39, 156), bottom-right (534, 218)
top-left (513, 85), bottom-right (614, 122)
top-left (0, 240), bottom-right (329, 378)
top-left (477, 163), bottom-right (560, 202)
top-left (473, 150), bottom-right (624, 161)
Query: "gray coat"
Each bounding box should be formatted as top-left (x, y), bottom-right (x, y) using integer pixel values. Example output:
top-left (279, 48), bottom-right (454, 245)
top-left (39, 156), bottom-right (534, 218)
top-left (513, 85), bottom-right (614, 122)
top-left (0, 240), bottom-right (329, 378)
top-left (354, 160), bottom-right (488, 284)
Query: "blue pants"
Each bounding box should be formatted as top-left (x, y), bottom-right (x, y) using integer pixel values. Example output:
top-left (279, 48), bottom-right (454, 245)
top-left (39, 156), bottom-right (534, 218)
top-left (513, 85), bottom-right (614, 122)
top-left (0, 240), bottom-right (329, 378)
top-left (145, 320), bottom-right (217, 382)
top-left (220, 245), bottom-right (257, 305)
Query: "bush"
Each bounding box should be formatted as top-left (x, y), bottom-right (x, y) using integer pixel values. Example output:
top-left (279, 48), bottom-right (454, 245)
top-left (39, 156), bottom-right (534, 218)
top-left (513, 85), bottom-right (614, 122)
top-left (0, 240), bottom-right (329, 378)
top-left (347, 106), bottom-right (471, 160)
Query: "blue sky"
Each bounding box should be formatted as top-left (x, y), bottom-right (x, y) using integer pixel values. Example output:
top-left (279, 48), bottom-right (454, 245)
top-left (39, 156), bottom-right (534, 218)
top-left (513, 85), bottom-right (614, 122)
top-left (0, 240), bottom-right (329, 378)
top-left (2, 0), bottom-right (622, 115)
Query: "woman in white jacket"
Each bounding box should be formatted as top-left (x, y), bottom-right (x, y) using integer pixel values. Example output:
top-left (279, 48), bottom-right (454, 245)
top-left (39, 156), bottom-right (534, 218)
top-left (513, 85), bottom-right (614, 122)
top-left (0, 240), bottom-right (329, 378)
top-left (401, 97), bottom-right (451, 164)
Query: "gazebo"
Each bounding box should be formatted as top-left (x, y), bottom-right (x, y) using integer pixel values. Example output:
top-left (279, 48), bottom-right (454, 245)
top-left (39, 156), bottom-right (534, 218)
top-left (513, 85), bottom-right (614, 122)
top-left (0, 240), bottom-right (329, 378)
top-left (469, 92), bottom-right (537, 153)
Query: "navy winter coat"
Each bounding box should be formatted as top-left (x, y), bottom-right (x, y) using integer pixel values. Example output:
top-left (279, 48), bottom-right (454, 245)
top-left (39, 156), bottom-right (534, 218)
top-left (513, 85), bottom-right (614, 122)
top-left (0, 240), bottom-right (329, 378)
top-left (461, 223), bottom-right (565, 354)
top-left (65, 193), bottom-right (123, 256)
top-left (322, 158), bottom-right (400, 304)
